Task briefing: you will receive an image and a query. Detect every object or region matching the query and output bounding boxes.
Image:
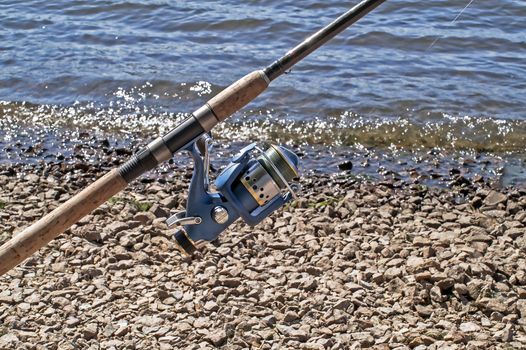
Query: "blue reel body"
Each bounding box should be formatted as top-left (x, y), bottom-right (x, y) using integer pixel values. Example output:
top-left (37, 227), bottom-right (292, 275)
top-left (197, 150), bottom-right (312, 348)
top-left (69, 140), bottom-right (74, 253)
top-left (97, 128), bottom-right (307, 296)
top-left (168, 136), bottom-right (299, 254)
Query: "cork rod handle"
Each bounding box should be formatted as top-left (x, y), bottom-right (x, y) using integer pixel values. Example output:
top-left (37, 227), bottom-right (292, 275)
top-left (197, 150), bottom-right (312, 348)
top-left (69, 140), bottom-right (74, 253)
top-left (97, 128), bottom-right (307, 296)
top-left (0, 169), bottom-right (127, 276)
top-left (207, 70), bottom-right (269, 122)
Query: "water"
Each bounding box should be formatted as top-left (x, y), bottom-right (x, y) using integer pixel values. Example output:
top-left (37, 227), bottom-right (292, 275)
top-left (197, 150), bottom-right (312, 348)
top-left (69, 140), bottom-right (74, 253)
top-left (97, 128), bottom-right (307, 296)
top-left (1, 1), bottom-right (525, 186)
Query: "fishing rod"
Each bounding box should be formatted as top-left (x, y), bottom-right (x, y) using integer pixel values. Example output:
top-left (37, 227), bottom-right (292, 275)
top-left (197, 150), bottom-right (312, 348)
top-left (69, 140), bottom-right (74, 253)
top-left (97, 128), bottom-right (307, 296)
top-left (0, 0), bottom-right (387, 276)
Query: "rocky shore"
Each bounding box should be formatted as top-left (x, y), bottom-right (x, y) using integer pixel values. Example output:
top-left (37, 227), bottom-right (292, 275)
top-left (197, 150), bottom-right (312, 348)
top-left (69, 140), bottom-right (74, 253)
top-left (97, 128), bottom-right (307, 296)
top-left (1, 159), bottom-right (526, 350)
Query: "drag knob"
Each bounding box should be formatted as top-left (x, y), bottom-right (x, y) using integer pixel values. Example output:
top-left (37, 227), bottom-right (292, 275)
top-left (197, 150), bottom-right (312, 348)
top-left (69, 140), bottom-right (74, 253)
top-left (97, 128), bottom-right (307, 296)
top-left (212, 206), bottom-right (229, 224)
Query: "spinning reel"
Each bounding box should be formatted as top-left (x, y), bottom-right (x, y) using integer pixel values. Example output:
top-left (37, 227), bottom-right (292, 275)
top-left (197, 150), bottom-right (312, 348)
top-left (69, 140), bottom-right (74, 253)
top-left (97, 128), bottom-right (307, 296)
top-left (167, 134), bottom-right (300, 254)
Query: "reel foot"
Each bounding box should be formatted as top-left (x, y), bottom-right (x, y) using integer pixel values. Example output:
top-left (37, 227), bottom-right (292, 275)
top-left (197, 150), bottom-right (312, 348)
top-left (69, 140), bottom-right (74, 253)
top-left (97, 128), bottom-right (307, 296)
top-left (174, 229), bottom-right (197, 255)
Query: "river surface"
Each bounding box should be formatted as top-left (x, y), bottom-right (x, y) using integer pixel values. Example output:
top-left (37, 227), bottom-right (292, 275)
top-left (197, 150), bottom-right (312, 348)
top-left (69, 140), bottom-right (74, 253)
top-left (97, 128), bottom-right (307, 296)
top-left (1, 1), bottom-right (525, 186)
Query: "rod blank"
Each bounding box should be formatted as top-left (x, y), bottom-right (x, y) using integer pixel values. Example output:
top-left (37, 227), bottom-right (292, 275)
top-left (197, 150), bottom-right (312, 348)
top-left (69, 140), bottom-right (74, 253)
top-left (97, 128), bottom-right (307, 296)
top-left (264, 0), bottom-right (387, 81)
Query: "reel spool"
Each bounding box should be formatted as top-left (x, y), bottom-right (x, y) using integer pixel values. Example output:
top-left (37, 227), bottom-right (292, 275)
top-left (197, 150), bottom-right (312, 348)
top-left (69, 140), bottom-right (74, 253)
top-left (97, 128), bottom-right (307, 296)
top-left (166, 135), bottom-right (300, 254)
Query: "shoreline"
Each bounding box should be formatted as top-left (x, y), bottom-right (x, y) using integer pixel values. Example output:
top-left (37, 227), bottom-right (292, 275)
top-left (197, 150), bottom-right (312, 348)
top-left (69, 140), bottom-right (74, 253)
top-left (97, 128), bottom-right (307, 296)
top-left (1, 158), bottom-right (525, 349)
top-left (1, 122), bottom-right (525, 189)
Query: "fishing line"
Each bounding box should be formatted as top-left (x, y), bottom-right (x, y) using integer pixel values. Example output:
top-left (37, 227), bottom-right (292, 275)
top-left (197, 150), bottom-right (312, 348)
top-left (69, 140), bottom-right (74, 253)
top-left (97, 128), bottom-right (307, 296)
top-left (426, 0), bottom-right (477, 51)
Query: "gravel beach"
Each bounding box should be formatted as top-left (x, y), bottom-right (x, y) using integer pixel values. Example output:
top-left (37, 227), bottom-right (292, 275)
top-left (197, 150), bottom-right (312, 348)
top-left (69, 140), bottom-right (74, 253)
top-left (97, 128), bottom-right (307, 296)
top-left (1, 158), bottom-right (526, 350)
top-left (2, 0), bottom-right (526, 348)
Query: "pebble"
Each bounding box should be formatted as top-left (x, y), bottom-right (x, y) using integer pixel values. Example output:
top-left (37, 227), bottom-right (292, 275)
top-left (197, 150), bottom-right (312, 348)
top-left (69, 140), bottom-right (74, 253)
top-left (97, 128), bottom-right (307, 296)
top-left (484, 191), bottom-right (507, 206)
top-left (459, 322), bottom-right (481, 333)
top-left (0, 333), bottom-right (19, 348)
top-left (205, 329), bottom-right (228, 346)
top-left (82, 323), bottom-right (98, 340)
top-left (283, 311), bottom-right (300, 322)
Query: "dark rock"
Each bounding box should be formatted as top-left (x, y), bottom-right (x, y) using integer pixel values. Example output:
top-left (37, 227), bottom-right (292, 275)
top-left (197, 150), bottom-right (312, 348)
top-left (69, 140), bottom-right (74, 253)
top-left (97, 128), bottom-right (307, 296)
top-left (338, 161), bottom-right (353, 171)
top-left (436, 278), bottom-right (455, 292)
top-left (149, 204), bottom-right (168, 218)
top-left (206, 330), bottom-right (228, 347)
top-left (107, 221), bottom-right (129, 234)
top-left (83, 323), bottom-right (98, 340)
